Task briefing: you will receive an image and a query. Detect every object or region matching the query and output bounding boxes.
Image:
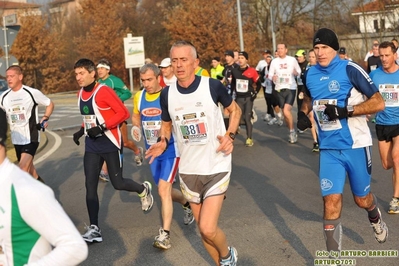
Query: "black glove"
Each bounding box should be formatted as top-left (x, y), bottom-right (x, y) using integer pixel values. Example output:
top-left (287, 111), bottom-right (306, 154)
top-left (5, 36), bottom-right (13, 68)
top-left (250, 92), bottom-right (257, 101)
top-left (73, 127), bottom-right (85, 145)
top-left (35, 119), bottom-right (48, 132)
top-left (86, 124), bottom-right (106, 138)
top-left (297, 111), bottom-right (312, 131)
top-left (323, 104), bottom-right (348, 121)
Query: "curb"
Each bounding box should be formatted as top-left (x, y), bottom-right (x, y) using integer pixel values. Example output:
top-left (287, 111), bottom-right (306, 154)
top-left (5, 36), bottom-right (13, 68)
top-left (7, 131), bottom-right (48, 163)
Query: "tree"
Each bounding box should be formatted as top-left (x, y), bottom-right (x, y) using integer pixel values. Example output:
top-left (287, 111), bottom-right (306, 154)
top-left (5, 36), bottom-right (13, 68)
top-left (163, 0), bottom-right (260, 67)
top-left (10, 12), bottom-right (68, 93)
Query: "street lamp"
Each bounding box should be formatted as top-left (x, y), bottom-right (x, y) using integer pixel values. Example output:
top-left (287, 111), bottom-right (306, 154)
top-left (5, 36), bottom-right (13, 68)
top-left (236, 0), bottom-right (244, 50)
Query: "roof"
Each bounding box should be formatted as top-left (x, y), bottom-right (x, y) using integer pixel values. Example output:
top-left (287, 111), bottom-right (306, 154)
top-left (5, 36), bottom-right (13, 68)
top-left (48, 0), bottom-right (75, 7)
top-left (352, 0), bottom-right (399, 13)
top-left (0, 1), bottom-right (41, 9)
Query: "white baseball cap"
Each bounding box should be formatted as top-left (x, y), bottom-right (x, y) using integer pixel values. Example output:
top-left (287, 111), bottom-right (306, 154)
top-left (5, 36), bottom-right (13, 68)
top-left (159, 58), bottom-right (171, 68)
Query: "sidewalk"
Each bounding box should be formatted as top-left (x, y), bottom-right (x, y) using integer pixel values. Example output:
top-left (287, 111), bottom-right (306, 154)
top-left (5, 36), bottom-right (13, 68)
top-left (6, 131), bottom-right (48, 163)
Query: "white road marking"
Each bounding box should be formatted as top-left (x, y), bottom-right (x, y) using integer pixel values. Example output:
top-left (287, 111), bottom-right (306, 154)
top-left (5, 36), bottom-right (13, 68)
top-left (34, 130), bottom-right (62, 165)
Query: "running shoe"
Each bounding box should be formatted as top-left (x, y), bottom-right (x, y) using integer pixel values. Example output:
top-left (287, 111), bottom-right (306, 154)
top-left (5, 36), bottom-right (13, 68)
top-left (183, 205), bottom-right (194, 225)
top-left (263, 114), bottom-right (272, 122)
top-left (288, 132), bottom-right (297, 144)
top-left (82, 224), bottom-right (103, 243)
top-left (245, 138), bottom-right (254, 147)
top-left (140, 181), bottom-right (153, 212)
top-left (134, 147), bottom-right (144, 166)
top-left (153, 228), bottom-right (171, 250)
top-left (297, 129), bottom-right (305, 134)
top-left (388, 197), bottom-right (399, 214)
top-left (220, 246), bottom-right (238, 266)
top-left (99, 170), bottom-right (109, 182)
top-left (312, 142), bottom-right (319, 152)
top-left (267, 117), bottom-right (277, 125)
top-left (370, 209), bottom-right (388, 243)
top-left (276, 118), bottom-right (284, 126)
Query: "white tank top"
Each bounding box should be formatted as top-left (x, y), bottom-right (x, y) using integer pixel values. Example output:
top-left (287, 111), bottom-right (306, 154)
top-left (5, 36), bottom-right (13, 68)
top-left (168, 77), bottom-right (231, 174)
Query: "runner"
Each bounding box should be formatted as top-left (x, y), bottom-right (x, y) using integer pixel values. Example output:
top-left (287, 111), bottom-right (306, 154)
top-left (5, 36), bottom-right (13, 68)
top-left (132, 63), bottom-right (194, 250)
top-left (72, 58), bottom-right (154, 243)
top-left (0, 65), bottom-right (54, 182)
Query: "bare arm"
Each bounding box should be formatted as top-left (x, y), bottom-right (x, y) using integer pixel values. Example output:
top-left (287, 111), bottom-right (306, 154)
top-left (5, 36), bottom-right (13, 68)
top-left (352, 92), bottom-right (384, 116)
top-left (145, 120), bottom-right (172, 163)
top-left (40, 101), bottom-right (54, 128)
top-left (216, 100), bottom-right (242, 155)
top-left (300, 93), bottom-right (313, 115)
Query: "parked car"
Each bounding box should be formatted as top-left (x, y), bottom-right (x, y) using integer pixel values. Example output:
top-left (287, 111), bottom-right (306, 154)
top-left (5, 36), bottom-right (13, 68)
top-left (0, 79), bottom-right (8, 94)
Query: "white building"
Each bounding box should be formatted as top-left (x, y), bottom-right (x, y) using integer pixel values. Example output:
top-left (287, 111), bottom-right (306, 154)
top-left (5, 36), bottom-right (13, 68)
top-left (352, 0), bottom-right (399, 33)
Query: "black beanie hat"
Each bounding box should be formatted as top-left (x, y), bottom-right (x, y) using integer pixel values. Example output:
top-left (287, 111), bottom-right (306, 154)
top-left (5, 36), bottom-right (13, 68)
top-left (313, 28), bottom-right (339, 51)
top-left (0, 108), bottom-right (7, 147)
top-left (239, 51), bottom-right (249, 60)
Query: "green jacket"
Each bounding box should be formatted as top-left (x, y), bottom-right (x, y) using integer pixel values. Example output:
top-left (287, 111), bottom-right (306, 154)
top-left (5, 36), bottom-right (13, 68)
top-left (98, 74), bottom-right (132, 102)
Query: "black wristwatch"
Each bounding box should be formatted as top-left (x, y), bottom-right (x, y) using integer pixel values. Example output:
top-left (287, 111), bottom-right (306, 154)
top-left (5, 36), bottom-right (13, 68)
top-left (225, 131), bottom-right (235, 141)
top-left (347, 105), bottom-right (354, 117)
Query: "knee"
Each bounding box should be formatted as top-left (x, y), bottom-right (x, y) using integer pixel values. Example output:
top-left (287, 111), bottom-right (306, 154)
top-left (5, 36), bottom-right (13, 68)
top-left (198, 224), bottom-right (216, 241)
top-left (354, 194), bottom-right (371, 208)
top-left (158, 185), bottom-right (171, 200)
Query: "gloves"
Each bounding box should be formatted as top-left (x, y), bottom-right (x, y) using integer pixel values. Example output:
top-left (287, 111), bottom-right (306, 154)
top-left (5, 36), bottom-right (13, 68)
top-left (86, 124), bottom-right (106, 138)
top-left (323, 104), bottom-right (348, 121)
top-left (250, 92), bottom-right (257, 101)
top-left (73, 127), bottom-right (85, 145)
top-left (36, 120), bottom-right (48, 132)
top-left (297, 111), bottom-right (312, 131)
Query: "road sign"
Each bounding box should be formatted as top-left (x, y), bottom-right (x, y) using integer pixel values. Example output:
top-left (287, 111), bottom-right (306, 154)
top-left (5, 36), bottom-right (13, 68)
top-left (123, 35), bottom-right (145, 69)
top-left (0, 25), bottom-right (20, 49)
top-left (0, 55), bottom-right (18, 77)
top-left (4, 14), bottom-right (17, 26)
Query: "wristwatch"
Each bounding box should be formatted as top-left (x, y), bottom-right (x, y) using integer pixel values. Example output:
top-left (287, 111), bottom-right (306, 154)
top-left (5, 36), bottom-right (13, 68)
top-left (225, 131), bottom-right (235, 141)
top-left (347, 105), bottom-right (354, 117)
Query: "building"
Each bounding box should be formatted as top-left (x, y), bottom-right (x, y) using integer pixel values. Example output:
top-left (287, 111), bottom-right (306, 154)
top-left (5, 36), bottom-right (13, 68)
top-left (352, 0), bottom-right (399, 33)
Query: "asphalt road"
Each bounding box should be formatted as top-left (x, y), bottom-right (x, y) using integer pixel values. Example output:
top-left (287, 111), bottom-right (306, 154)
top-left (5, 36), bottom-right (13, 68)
top-left (32, 93), bottom-right (399, 265)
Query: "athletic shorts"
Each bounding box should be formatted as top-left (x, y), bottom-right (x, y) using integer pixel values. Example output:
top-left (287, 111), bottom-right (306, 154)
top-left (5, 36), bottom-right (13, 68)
top-left (319, 148), bottom-right (372, 197)
top-left (179, 172), bottom-right (230, 204)
top-left (14, 142), bottom-right (39, 162)
top-left (276, 89), bottom-right (296, 107)
top-left (375, 124), bottom-right (399, 142)
top-left (150, 157), bottom-right (179, 185)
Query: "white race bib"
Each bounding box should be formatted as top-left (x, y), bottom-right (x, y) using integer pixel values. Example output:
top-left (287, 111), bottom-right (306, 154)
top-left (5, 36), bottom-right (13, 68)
top-left (236, 79), bottom-right (249, 93)
top-left (8, 105), bottom-right (27, 125)
top-left (175, 112), bottom-right (208, 145)
top-left (379, 84), bottom-right (399, 107)
top-left (142, 120), bottom-right (161, 145)
top-left (313, 99), bottom-right (342, 131)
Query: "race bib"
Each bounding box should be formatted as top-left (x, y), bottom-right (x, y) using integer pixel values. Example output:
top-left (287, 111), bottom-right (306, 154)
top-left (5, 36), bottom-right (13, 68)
top-left (313, 99), bottom-right (342, 131)
top-left (275, 73), bottom-right (291, 91)
top-left (83, 115), bottom-right (97, 133)
top-left (175, 112), bottom-right (208, 145)
top-left (236, 79), bottom-right (249, 93)
top-left (379, 84), bottom-right (399, 107)
top-left (8, 105), bottom-right (27, 125)
top-left (142, 120), bottom-right (161, 145)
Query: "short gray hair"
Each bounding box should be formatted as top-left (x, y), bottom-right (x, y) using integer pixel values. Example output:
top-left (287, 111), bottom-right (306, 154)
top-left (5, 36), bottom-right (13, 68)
top-left (139, 63), bottom-right (160, 76)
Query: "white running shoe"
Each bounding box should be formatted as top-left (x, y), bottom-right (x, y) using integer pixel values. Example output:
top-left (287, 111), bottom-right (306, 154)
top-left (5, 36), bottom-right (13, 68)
top-left (99, 170), bottom-right (109, 182)
top-left (140, 181), bottom-right (153, 212)
top-left (82, 224), bottom-right (102, 243)
top-left (267, 117), bottom-right (277, 125)
top-left (153, 228), bottom-right (171, 250)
